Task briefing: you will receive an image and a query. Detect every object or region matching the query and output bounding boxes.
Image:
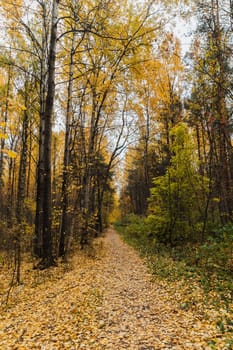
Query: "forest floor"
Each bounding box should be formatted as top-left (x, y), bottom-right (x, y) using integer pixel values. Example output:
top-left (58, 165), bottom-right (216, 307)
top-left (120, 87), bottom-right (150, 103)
top-left (0, 228), bottom-right (232, 349)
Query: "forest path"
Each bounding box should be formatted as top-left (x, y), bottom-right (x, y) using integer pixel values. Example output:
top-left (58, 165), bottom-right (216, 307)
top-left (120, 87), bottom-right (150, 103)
top-left (0, 228), bottom-right (219, 349)
top-left (90, 228), bottom-right (215, 350)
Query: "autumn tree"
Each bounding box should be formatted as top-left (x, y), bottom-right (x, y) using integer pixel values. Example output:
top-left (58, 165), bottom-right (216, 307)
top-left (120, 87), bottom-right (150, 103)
top-left (0, 0), bottom-right (184, 264)
top-left (148, 123), bottom-right (208, 244)
top-left (36, 0), bottom-right (60, 268)
top-left (188, 0), bottom-right (233, 225)
top-left (54, 0), bottom-right (165, 248)
top-left (121, 33), bottom-right (184, 216)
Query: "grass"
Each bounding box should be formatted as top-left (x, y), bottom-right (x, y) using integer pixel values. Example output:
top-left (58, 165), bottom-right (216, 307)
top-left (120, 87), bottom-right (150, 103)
top-left (115, 218), bottom-right (233, 348)
top-left (114, 218), bottom-right (233, 310)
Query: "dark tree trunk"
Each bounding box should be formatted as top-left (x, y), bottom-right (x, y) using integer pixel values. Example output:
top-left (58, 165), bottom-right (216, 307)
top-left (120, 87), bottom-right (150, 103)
top-left (34, 1), bottom-right (49, 258)
top-left (59, 32), bottom-right (76, 258)
top-left (15, 84), bottom-right (30, 282)
top-left (36, 0), bottom-right (59, 268)
top-left (16, 83), bottom-right (29, 222)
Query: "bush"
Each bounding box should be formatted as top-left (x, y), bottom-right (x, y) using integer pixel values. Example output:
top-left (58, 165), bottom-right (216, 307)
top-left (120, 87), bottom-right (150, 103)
top-left (115, 214), bottom-right (157, 254)
top-left (115, 216), bottom-right (233, 307)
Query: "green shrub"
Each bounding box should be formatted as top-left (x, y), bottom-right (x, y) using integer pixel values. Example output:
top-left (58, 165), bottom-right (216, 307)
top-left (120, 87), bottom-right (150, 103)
top-left (115, 216), bottom-right (233, 307)
top-left (115, 214), bottom-right (157, 254)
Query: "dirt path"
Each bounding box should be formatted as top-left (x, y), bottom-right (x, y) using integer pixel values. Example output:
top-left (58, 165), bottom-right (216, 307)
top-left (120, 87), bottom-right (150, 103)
top-left (91, 228), bottom-right (216, 350)
top-left (0, 228), bottom-right (223, 349)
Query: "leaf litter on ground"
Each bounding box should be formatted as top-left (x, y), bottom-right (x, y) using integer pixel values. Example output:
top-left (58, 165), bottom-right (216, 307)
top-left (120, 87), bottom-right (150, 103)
top-left (0, 228), bottom-right (233, 349)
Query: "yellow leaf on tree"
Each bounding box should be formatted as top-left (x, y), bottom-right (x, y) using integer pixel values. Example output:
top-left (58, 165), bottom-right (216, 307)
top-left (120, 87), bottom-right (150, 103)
top-left (0, 132), bottom-right (7, 139)
top-left (212, 197), bottom-right (220, 203)
top-left (2, 149), bottom-right (17, 158)
top-left (19, 104), bottom-right (27, 111)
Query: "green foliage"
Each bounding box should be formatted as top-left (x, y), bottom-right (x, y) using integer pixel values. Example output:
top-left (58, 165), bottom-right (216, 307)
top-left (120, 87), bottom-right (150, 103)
top-left (114, 214), bottom-right (157, 254)
top-left (216, 317), bottom-right (233, 339)
top-left (148, 122), bottom-right (209, 244)
top-left (115, 215), bottom-right (192, 281)
top-left (115, 216), bottom-right (233, 308)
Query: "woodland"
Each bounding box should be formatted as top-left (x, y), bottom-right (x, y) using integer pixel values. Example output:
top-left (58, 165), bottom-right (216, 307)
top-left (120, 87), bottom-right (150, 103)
top-left (0, 0), bottom-right (233, 348)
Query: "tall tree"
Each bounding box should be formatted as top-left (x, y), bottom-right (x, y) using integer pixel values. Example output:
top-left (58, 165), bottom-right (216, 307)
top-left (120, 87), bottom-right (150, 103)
top-left (58, 2), bottom-right (82, 257)
top-left (37, 0), bottom-right (60, 268)
top-left (190, 0), bottom-right (233, 224)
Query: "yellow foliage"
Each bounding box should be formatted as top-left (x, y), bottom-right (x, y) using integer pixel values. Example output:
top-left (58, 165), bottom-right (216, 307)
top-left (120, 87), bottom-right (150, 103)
top-left (2, 149), bottom-right (17, 158)
top-left (19, 104), bottom-right (27, 111)
top-left (0, 132), bottom-right (8, 140)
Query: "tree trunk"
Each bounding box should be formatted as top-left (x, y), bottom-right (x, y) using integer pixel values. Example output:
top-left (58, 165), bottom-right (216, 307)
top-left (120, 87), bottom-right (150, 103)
top-left (59, 32), bottom-right (76, 257)
top-left (15, 83), bottom-right (29, 282)
top-left (36, 0), bottom-right (59, 268)
top-left (0, 65), bottom-right (12, 217)
top-left (34, 1), bottom-right (49, 257)
top-left (16, 81), bottom-right (29, 222)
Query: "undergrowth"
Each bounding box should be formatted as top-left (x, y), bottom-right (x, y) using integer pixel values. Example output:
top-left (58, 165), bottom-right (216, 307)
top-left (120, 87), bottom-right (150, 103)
top-left (115, 216), bottom-right (233, 348)
top-left (114, 216), bottom-right (233, 310)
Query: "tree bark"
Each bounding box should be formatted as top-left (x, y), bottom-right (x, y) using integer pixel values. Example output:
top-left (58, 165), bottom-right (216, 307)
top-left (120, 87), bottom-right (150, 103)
top-left (34, 1), bottom-right (49, 257)
top-left (36, 0), bottom-right (59, 268)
